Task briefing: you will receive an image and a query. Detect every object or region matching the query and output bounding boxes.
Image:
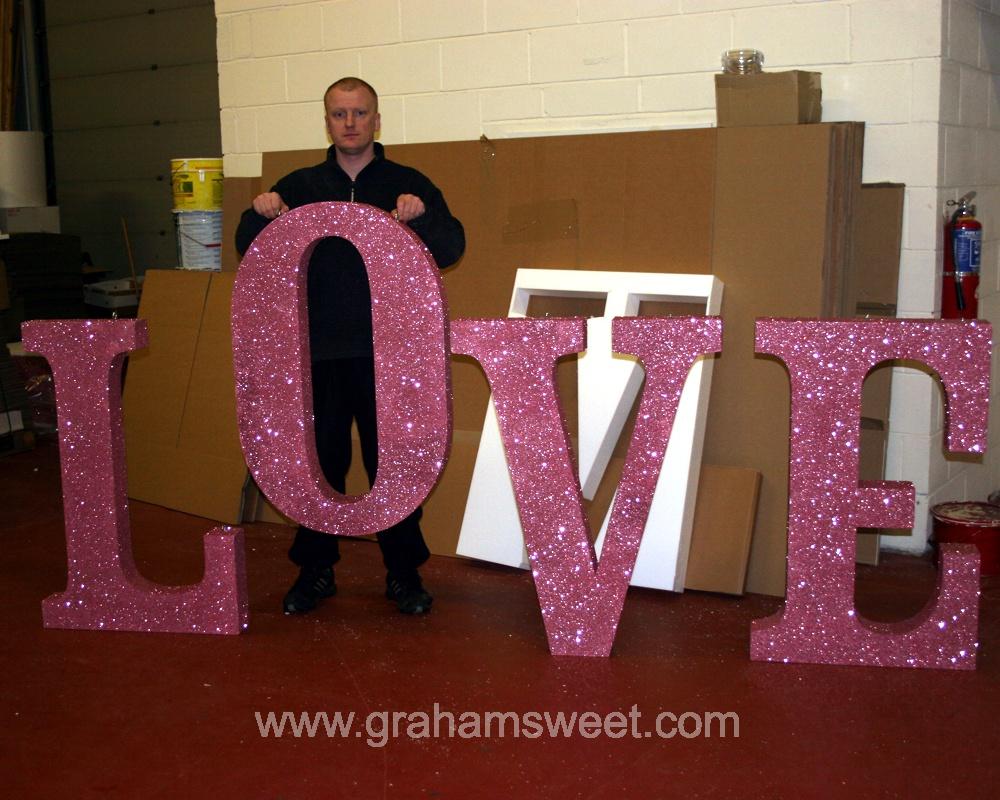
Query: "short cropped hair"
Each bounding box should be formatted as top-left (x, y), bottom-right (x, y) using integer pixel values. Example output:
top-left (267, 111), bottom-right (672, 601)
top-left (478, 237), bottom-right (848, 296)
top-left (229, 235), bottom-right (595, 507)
top-left (324, 77), bottom-right (379, 111)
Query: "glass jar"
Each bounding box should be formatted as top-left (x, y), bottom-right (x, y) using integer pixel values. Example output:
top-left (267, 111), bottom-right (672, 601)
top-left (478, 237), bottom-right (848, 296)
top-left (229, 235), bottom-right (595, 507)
top-left (721, 49), bottom-right (764, 74)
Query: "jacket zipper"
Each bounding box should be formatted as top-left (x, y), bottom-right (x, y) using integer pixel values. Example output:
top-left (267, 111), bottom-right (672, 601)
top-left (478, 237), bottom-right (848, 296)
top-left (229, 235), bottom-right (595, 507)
top-left (350, 182), bottom-right (355, 202)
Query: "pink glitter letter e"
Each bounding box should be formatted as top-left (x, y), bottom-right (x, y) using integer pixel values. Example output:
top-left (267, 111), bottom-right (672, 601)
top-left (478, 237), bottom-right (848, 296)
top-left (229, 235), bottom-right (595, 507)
top-left (752, 318), bottom-right (990, 669)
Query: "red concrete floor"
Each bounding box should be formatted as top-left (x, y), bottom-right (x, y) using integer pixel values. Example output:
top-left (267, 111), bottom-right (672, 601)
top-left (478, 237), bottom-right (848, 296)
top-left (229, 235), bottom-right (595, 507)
top-left (2, 439), bottom-right (998, 799)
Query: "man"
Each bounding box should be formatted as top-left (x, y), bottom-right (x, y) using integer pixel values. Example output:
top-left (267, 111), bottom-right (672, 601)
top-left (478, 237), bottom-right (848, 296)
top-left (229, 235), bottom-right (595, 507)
top-left (235, 77), bottom-right (465, 616)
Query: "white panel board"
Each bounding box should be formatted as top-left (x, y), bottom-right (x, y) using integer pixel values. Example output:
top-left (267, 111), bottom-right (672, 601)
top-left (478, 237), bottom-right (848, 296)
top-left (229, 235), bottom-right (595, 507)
top-left (456, 269), bottom-right (722, 592)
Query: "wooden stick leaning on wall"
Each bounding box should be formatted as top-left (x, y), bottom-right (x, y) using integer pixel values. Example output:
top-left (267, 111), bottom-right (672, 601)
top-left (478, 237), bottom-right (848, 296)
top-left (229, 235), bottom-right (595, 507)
top-left (120, 217), bottom-right (140, 292)
top-left (1, 0), bottom-right (18, 130)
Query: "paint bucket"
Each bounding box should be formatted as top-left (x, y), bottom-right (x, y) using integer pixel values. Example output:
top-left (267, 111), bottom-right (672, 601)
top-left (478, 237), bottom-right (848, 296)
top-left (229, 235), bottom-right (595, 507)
top-left (171, 157), bottom-right (223, 212)
top-left (931, 501), bottom-right (1000, 576)
top-left (175, 210), bottom-right (222, 270)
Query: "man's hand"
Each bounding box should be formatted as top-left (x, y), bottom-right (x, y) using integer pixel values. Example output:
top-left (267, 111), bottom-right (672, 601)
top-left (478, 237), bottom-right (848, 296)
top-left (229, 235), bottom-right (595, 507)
top-left (394, 194), bottom-right (425, 223)
top-left (252, 191), bottom-right (289, 219)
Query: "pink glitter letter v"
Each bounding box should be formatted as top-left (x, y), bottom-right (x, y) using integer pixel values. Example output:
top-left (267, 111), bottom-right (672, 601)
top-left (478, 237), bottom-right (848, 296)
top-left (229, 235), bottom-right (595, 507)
top-left (752, 318), bottom-right (990, 669)
top-left (451, 316), bottom-right (722, 656)
top-left (21, 320), bottom-right (248, 634)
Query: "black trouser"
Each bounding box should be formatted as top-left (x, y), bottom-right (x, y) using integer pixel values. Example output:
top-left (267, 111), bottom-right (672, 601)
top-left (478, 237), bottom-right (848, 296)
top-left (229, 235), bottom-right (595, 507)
top-left (288, 357), bottom-right (430, 576)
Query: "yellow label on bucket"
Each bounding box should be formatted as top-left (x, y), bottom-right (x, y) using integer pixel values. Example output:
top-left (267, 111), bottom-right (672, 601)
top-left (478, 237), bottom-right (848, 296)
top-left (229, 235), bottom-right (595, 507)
top-left (171, 158), bottom-right (223, 212)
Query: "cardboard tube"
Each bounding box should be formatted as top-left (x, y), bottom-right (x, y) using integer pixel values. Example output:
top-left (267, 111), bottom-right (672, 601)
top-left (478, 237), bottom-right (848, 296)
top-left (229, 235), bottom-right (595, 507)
top-left (0, 131), bottom-right (46, 208)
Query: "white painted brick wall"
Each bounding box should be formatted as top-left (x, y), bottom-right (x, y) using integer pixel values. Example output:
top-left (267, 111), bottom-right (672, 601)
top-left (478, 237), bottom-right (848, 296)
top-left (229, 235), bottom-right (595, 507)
top-left (256, 101), bottom-right (328, 151)
top-left (286, 51), bottom-right (361, 102)
top-left (896, 248), bottom-right (940, 314)
top-left (948, 0), bottom-right (982, 66)
top-left (249, 4), bottom-right (323, 57)
top-left (821, 63), bottom-right (911, 125)
top-left (361, 41), bottom-right (442, 95)
top-left (405, 90), bottom-right (481, 141)
top-left (402, 0), bottom-right (485, 41)
top-left (886, 430), bottom-right (949, 495)
top-left (486, 0), bottom-right (578, 33)
top-left (218, 57), bottom-right (286, 108)
top-left (375, 95), bottom-right (406, 143)
top-left (544, 79), bottom-right (640, 117)
top-left (640, 73), bottom-right (716, 111)
top-left (479, 86), bottom-right (544, 121)
top-left (733, 4), bottom-right (850, 66)
top-left (442, 33), bottom-right (530, 90)
top-left (902, 187), bottom-right (941, 252)
top-left (851, 0), bottom-right (943, 62)
top-left (912, 59), bottom-right (944, 122)
top-left (322, 0), bottom-right (401, 50)
top-left (215, 0), bottom-right (1000, 557)
top-left (959, 65), bottom-right (990, 127)
top-left (943, 124), bottom-right (980, 186)
top-left (862, 123), bottom-right (942, 186)
top-left (530, 23), bottom-right (626, 83)
top-left (581, 0), bottom-right (681, 23)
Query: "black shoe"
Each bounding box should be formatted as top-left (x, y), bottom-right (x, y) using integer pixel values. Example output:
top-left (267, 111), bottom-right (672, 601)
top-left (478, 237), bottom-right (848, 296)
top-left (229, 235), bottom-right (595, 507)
top-left (283, 566), bottom-right (336, 614)
top-left (386, 572), bottom-right (433, 615)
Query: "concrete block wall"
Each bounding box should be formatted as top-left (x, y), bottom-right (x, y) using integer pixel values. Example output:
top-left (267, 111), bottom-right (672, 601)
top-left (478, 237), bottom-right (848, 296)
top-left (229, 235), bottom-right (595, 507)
top-left (215, 0), bottom-right (1000, 552)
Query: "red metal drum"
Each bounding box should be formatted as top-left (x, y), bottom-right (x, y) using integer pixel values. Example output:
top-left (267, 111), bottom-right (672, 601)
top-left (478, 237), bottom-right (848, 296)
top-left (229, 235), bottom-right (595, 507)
top-left (931, 502), bottom-right (1000, 576)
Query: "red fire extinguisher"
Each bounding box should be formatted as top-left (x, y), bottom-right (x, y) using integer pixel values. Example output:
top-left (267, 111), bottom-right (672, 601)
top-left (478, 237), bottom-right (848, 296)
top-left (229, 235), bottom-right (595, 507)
top-left (941, 192), bottom-right (982, 319)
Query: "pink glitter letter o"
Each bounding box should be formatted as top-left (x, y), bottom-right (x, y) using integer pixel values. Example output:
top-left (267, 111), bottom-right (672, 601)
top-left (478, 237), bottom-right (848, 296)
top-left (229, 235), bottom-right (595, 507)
top-left (232, 202), bottom-right (452, 535)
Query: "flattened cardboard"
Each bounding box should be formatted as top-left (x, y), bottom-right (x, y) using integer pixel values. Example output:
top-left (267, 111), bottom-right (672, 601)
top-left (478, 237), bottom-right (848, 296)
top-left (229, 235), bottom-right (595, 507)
top-left (222, 176), bottom-right (261, 273)
top-left (715, 71), bottom-right (822, 128)
top-left (853, 183), bottom-right (905, 310)
top-left (707, 123), bottom-right (862, 596)
top-left (124, 269), bottom-right (248, 523)
top-left (684, 465), bottom-right (761, 595)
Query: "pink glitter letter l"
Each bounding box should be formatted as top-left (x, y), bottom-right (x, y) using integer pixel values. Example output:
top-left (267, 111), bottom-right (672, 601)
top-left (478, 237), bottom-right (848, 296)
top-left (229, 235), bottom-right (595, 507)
top-left (752, 318), bottom-right (990, 669)
top-left (21, 320), bottom-right (248, 634)
top-left (451, 316), bottom-right (722, 656)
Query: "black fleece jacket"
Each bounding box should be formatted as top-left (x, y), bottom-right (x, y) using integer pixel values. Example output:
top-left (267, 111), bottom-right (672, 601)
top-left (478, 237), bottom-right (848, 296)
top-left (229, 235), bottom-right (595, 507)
top-left (235, 142), bottom-right (465, 360)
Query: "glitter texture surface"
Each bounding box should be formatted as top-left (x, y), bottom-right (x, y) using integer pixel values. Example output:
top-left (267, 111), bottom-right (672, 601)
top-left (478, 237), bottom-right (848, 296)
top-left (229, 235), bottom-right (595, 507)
top-left (451, 316), bottom-right (722, 656)
top-left (21, 320), bottom-right (248, 635)
top-left (232, 202), bottom-right (451, 535)
top-left (751, 318), bottom-right (990, 669)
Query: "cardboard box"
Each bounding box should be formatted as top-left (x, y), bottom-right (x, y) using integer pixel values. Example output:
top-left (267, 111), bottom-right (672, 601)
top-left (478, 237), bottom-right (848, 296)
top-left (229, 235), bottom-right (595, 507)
top-left (715, 71), bottom-right (822, 128)
top-left (0, 206), bottom-right (60, 234)
top-left (853, 183), bottom-right (905, 312)
top-left (684, 465), bottom-right (761, 595)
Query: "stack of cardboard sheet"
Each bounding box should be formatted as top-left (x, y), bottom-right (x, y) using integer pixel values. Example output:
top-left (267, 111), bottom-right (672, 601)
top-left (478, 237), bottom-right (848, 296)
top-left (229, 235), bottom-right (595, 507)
top-left (126, 122), bottom-right (906, 598)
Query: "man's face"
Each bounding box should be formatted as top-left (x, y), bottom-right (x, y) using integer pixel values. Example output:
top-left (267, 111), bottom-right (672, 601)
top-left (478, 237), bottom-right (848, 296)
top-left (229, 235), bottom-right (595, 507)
top-left (324, 87), bottom-right (380, 156)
